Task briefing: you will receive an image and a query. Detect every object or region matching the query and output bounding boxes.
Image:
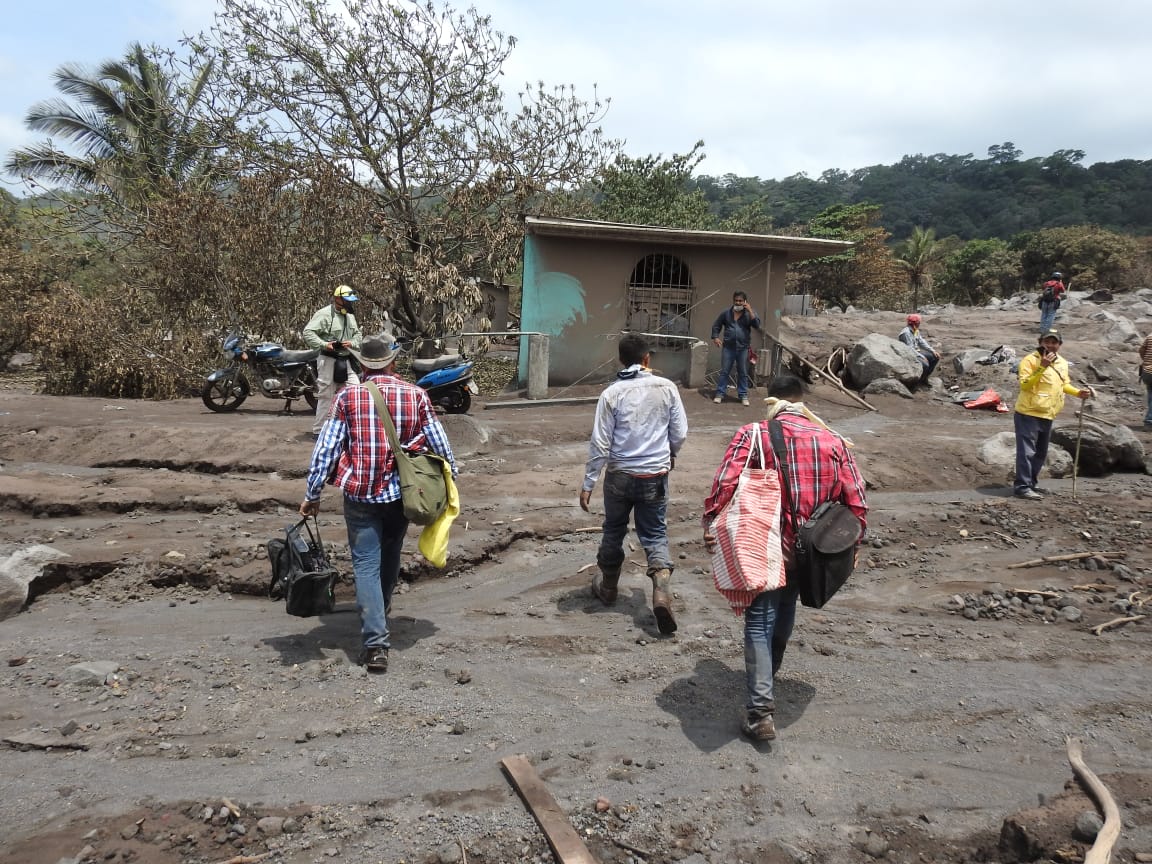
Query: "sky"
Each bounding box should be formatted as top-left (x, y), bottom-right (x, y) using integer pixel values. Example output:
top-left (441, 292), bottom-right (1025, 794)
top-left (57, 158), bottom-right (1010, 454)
top-left (3, 0), bottom-right (1152, 195)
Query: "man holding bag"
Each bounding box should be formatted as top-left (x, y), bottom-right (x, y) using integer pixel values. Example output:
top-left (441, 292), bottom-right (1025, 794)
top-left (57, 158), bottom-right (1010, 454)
top-left (300, 335), bottom-right (456, 673)
top-left (703, 375), bottom-right (867, 742)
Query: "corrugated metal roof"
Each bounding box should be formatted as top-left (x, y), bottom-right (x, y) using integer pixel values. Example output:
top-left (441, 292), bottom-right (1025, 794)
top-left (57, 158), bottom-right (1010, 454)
top-left (523, 215), bottom-right (852, 260)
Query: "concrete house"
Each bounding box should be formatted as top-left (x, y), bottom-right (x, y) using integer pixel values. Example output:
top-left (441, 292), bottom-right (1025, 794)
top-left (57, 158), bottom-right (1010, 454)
top-left (518, 216), bottom-right (852, 387)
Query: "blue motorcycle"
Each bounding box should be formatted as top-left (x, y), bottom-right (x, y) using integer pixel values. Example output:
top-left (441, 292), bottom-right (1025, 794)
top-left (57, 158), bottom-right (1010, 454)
top-left (409, 353), bottom-right (478, 414)
top-left (202, 332), bottom-right (319, 413)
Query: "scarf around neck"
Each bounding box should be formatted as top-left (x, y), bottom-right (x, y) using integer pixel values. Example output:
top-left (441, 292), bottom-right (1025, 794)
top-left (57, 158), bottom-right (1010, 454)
top-left (764, 397), bottom-right (854, 447)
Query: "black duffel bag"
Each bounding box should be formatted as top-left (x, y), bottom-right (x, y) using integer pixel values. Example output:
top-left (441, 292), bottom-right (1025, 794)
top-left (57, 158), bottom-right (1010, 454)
top-left (793, 501), bottom-right (863, 608)
top-left (267, 517), bottom-right (338, 617)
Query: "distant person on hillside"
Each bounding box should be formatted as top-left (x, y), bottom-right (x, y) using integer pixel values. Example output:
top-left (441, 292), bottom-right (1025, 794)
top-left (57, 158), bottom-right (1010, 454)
top-left (1139, 330), bottom-right (1152, 428)
top-left (1038, 272), bottom-right (1067, 334)
top-left (711, 291), bottom-right (761, 406)
top-left (897, 313), bottom-right (940, 385)
top-left (1012, 329), bottom-right (1093, 500)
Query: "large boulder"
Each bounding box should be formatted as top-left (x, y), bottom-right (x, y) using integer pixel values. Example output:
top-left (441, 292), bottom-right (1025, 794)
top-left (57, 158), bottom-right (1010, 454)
top-left (978, 431), bottom-right (1073, 478)
top-left (846, 334), bottom-right (924, 389)
top-left (1049, 421), bottom-right (1146, 476)
top-left (0, 545), bottom-right (69, 621)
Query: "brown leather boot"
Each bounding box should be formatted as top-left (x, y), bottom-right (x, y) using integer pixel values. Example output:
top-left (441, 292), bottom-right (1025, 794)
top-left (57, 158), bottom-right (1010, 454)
top-left (592, 567), bottom-right (619, 606)
top-left (649, 568), bottom-right (677, 634)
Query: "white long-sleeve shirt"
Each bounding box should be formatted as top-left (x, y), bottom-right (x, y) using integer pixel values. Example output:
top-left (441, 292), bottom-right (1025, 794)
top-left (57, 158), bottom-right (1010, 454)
top-left (583, 367), bottom-right (688, 491)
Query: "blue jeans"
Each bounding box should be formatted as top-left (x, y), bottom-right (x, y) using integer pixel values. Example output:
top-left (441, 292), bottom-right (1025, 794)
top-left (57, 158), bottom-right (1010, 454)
top-left (918, 351), bottom-right (939, 382)
top-left (596, 471), bottom-right (672, 576)
top-left (1039, 303), bottom-right (1058, 333)
top-left (343, 497), bottom-right (408, 650)
top-left (744, 583), bottom-right (799, 716)
top-left (1142, 370), bottom-right (1152, 424)
top-left (716, 346), bottom-right (750, 400)
top-left (1013, 411), bottom-right (1053, 494)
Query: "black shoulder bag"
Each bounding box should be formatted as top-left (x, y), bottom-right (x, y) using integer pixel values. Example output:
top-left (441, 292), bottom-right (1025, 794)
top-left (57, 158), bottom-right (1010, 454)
top-left (767, 419), bottom-right (863, 609)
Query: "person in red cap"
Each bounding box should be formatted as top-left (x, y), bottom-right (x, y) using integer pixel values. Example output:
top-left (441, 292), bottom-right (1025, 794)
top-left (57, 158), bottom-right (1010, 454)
top-left (897, 313), bottom-right (940, 385)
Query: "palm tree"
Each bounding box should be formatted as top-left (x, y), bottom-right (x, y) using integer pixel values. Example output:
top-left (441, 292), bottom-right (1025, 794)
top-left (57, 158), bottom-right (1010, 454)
top-left (896, 226), bottom-right (945, 310)
top-left (4, 43), bottom-right (217, 206)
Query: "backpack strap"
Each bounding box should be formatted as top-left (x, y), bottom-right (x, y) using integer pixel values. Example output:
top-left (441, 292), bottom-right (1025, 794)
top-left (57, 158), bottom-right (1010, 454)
top-left (767, 419), bottom-right (802, 544)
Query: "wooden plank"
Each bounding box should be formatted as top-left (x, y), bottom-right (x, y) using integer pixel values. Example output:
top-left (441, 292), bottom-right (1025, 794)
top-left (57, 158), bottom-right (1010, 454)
top-left (501, 754), bottom-right (600, 864)
top-left (484, 396), bottom-right (601, 410)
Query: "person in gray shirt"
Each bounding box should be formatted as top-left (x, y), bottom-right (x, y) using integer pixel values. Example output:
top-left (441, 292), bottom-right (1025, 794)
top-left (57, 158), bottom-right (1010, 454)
top-left (580, 334), bottom-right (688, 634)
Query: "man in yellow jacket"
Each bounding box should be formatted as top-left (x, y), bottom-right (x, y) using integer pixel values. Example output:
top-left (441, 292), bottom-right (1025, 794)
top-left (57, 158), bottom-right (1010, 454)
top-left (1013, 330), bottom-right (1093, 499)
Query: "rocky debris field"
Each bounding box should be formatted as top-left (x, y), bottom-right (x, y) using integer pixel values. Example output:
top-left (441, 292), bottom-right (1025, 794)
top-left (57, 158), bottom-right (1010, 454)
top-left (3, 292), bottom-right (1152, 864)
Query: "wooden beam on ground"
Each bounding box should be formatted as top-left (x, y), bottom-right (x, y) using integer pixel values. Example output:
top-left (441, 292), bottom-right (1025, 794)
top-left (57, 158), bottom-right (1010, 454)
top-left (1066, 737), bottom-right (1122, 864)
top-left (1007, 551), bottom-right (1126, 569)
top-left (484, 396), bottom-right (601, 409)
top-left (764, 334), bottom-right (877, 412)
top-left (501, 754), bottom-right (600, 864)
top-left (1074, 410), bottom-right (1121, 428)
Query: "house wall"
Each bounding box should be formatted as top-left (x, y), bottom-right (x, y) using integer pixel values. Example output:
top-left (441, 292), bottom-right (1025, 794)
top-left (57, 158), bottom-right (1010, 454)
top-left (519, 233), bottom-right (791, 386)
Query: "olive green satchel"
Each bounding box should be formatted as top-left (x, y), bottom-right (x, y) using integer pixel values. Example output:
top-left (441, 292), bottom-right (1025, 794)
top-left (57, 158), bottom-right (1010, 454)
top-left (365, 382), bottom-right (449, 526)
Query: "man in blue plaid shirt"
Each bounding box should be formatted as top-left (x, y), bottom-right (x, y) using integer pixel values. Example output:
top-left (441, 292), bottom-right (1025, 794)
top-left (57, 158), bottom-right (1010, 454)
top-left (301, 335), bottom-right (456, 672)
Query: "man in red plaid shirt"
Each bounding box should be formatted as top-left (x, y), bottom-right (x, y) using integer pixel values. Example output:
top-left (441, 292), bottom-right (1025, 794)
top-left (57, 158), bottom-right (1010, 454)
top-left (301, 335), bottom-right (456, 673)
top-left (703, 375), bottom-right (867, 742)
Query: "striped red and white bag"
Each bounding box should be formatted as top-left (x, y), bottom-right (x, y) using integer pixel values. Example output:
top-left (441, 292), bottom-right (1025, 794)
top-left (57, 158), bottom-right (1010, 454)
top-left (709, 427), bottom-right (786, 615)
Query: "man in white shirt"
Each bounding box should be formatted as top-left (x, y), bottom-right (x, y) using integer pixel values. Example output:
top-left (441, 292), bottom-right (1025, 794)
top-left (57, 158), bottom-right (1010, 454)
top-left (580, 334), bottom-right (688, 634)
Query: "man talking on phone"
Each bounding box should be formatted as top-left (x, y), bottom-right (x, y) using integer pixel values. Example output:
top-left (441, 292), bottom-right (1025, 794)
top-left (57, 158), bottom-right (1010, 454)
top-left (1012, 329), bottom-right (1093, 500)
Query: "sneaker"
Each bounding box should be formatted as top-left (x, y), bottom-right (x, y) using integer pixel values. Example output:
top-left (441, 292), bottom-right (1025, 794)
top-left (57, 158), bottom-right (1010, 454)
top-left (741, 397), bottom-right (750, 406)
top-left (741, 713), bottom-right (776, 741)
top-left (360, 648), bottom-right (389, 673)
top-left (712, 396), bottom-right (723, 404)
top-left (1031, 486), bottom-right (1051, 495)
top-left (1014, 489), bottom-right (1043, 501)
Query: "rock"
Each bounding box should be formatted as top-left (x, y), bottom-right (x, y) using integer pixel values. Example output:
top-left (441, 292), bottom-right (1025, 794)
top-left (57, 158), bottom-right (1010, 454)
top-left (861, 378), bottom-right (914, 398)
top-left (0, 545), bottom-right (70, 622)
top-left (1051, 420), bottom-right (1146, 477)
top-left (846, 334), bottom-right (925, 389)
top-left (435, 841), bottom-right (464, 864)
top-left (64, 661), bottom-right (121, 687)
top-left (953, 348), bottom-right (993, 374)
top-left (256, 816), bottom-right (285, 836)
top-left (1073, 810), bottom-right (1103, 841)
top-left (978, 431), bottom-right (1073, 477)
top-left (1062, 606), bottom-right (1083, 623)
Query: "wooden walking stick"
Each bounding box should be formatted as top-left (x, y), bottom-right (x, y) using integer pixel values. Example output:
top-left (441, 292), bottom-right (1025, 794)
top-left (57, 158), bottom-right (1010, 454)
top-left (1071, 385), bottom-right (1095, 501)
top-left (1072, 405), bottom-right (1085, 500)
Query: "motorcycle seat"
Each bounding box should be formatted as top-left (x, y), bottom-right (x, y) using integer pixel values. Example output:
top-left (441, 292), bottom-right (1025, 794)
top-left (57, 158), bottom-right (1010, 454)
top-left (410, 354), bottom-right (463, 374)
top-left (278, 348), bottom-right (320, 364)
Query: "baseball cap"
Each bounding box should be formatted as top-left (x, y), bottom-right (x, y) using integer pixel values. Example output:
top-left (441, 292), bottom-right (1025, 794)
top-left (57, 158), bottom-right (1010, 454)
top-left (333, 285), bottom-right (359, 302)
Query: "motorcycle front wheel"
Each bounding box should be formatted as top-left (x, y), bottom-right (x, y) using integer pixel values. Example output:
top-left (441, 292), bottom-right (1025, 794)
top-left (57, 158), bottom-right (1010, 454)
top-left (202, 373), bottom-right (250, 412)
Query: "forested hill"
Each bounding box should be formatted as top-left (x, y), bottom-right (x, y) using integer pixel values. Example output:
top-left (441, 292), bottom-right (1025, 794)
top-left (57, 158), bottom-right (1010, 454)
top-left (690, 144), bottom-right (1152, 241)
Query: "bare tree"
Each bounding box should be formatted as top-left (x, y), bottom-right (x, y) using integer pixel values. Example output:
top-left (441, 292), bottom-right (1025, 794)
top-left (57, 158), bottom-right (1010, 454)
top-left (201, 0), bottom-right (618, 341)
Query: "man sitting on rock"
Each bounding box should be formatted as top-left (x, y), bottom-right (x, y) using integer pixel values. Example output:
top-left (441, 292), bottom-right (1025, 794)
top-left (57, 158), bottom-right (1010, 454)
top-left (897, 314), bottom-right (940, 385)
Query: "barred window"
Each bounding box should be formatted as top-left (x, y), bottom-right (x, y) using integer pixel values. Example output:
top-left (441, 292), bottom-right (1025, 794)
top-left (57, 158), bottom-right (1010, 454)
top-left (625, 254), bottom-right (694, 350)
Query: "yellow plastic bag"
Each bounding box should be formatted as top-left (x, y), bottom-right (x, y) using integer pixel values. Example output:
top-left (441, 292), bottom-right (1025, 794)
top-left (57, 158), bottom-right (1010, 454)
top-left (417, 461), bottom-right (459, 568)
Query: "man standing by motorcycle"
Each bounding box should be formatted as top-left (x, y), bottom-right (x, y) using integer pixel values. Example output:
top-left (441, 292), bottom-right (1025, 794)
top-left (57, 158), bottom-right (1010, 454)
top-left (304, 285), bottom-right (364, 435)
